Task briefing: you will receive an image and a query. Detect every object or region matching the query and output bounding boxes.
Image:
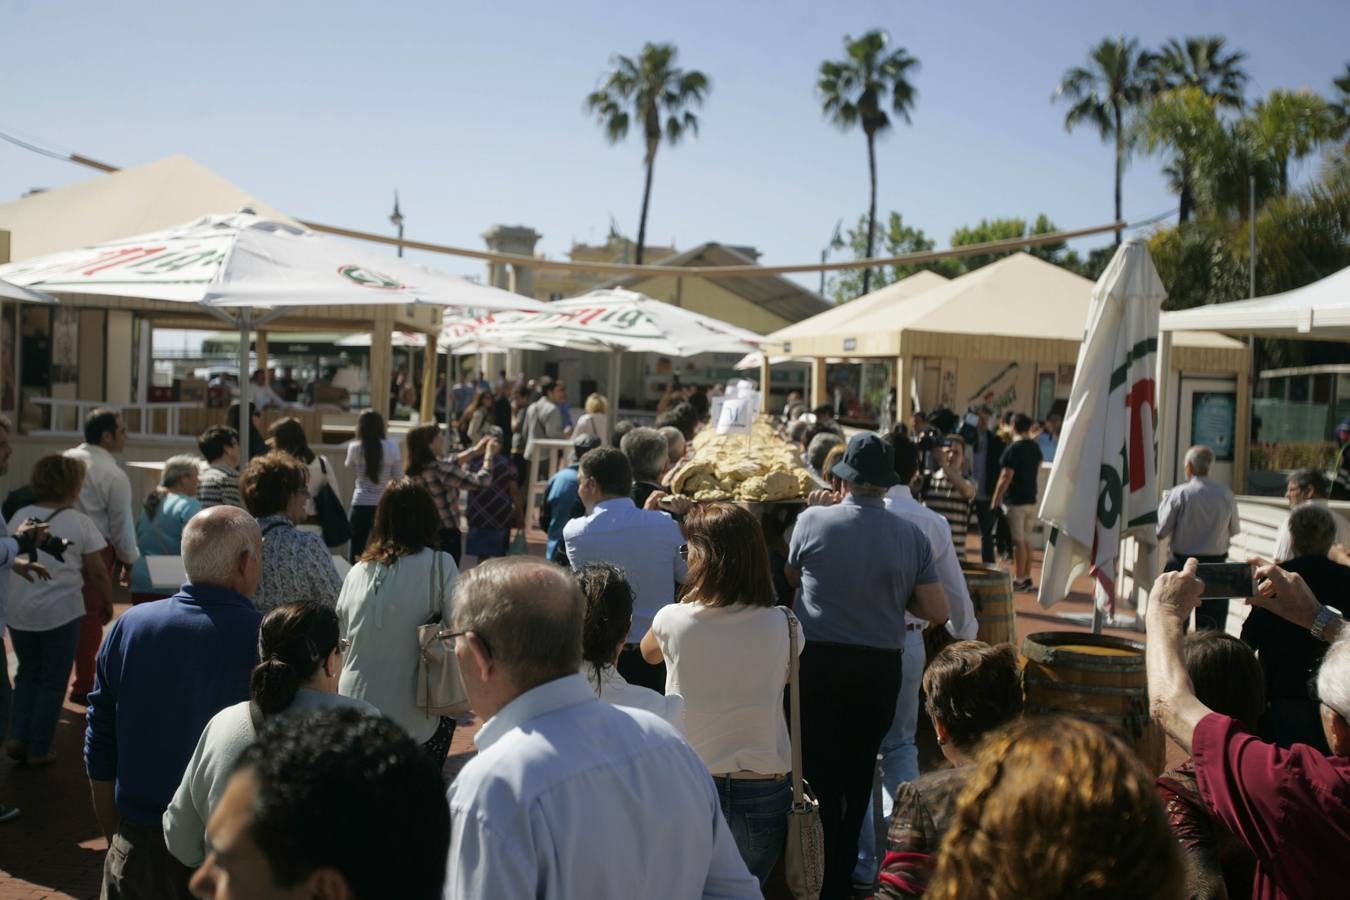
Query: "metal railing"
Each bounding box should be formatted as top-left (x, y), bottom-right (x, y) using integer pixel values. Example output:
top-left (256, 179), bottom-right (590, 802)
top-left (30, 398), bottom-right (202, 439)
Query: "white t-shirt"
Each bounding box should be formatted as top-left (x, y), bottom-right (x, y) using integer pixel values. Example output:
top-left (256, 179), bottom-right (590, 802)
top-left (6, 505), bottom-right (107, 632)
top-left (344, 439), bottom-right (402, 507)
top-left (650, 601), bottom-right (798, 775)
top-left (583, 663), bottom-right (685, 733)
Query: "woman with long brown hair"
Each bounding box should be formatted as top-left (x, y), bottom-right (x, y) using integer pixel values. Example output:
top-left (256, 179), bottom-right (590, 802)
top-left (404, 423), bottom-right (498, 564)
top-left (456, 390), bottom-right (494, 444)
top-left (336, 478), bottom-right (459, 763)
top-left (928, 716), bottom-right (1184, 900)
top-left (344, 409), bottom-right (402, 562)
top-left (638, 501), bottom-right (796, 886)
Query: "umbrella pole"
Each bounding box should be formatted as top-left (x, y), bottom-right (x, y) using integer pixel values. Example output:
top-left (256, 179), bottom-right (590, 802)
top-left (238, 309), bottom-right (252, 470)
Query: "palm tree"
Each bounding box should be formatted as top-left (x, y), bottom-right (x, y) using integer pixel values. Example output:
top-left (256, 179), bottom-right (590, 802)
top-left (1147, 36), bottom-right (1249, 108)
top-left (1139, 87), bottom-right (1227, 222)
top-left (1331, 63), bottom-right (1350, 140)
top-left (1054, 36), bottom-right (1151, 244)
top-left (1250, 89), bottom-right (1337, 195)
top-left (818, 30), bottom-right (920, 295)
top-left (585, 43), bottom-right (710, 265)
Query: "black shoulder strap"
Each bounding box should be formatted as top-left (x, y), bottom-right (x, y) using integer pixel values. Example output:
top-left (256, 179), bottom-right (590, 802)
top-left (41, 507), bottom-right (73, 525)
top-left (318, 456), bottom-right (328, 475)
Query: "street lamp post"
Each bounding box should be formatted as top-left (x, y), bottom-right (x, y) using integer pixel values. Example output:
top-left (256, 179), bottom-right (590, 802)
top-left (390, 191), bottom-right (405, 258)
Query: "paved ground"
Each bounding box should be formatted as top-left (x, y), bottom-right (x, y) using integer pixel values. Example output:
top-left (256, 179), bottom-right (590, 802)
top-left (0, 529), bottom-right (1157, 899)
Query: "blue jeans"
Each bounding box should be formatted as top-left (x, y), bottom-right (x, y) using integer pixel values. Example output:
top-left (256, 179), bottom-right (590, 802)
top-left (854, 626), bottom-right (925, 885)
top-left (9, 619), bottom-right (81, 758)
top-left (714, 775), bottom-right (792, 885)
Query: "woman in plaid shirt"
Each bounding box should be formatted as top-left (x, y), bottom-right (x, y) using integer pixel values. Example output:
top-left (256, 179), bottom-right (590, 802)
top-left (464, 425), bottom-right (521, 561)
top-left (404, 424), bottom-right (499, 565)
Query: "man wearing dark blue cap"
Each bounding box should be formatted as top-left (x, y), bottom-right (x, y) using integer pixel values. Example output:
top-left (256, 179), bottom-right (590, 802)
top-left (1332, 420), bottom-right (1350, 501)
top-left (785, 432), bottom-right (949, 899)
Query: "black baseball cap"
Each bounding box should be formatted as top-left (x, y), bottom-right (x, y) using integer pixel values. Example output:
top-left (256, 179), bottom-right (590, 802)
top-left (571, 432), bottom-right (602, 463)
top-left (831, 432), bottom-right (901, 487)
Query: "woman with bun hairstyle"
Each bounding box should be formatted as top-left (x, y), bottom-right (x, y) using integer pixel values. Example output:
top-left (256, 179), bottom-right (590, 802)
top-left (161, 602), bottom-right (375, 868)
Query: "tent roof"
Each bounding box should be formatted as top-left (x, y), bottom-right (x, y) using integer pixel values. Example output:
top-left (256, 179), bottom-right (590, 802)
top-left (0, 155), bottom-right (296, 261)
top-left (600, 242), bottom-right (831, 323)
top-left (1160, 264), bottom-right (1350, 339)
top-left (765, 270), bottom-right (949, 344)
top-left (782, 251), bottom-right (1242, 354)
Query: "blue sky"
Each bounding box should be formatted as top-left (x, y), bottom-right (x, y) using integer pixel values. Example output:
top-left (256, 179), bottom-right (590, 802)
top-left (1, 0), bottom-right (1347, 291)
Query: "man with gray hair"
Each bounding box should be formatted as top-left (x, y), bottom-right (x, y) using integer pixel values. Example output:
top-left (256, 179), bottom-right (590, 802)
top-left (621, 426), bottom-right (673, 509)
top-left (442, 557), bottom-right (758, 899)
top-left (658, 424), bottom-right (687, 469)
top-left (85, 506), bottom-right (263, 899)
top-left (1273, 467), bottom-right (1350, 562)
top-left (1157, 444), bottom-right (1240, 630)
top-left (1242, 503), bottom-right (1350, 751)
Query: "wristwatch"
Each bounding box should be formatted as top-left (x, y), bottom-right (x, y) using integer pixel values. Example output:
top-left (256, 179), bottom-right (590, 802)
top-left (1310, 604), bottom-right (1341, 642)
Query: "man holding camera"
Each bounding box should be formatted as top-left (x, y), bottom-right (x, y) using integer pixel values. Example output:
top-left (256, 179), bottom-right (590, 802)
top-left (923, 434), bottom-right (977, 559)
top-left (0, 415), bottom-right (54, 824)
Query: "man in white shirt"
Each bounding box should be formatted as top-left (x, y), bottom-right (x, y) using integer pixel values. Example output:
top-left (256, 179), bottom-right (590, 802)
top-left (564, 447), bottom-right (685, 693)
top-left (442, 558), bottom-right (759, 900)
top-left (853, 432), bottom-right (978, 888)
top-left (245, 370), bottom-right (288, 411)
top-left (1157, 445), bottom-right (1241, 630)
top-left (65, 408), bottom-right (137, 703)
top-left (1273, 468), bottom-right (1350, 562)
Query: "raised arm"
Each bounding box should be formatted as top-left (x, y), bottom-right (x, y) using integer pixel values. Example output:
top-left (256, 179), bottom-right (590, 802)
top-left (1146, 558), bottom-right (1213, 755)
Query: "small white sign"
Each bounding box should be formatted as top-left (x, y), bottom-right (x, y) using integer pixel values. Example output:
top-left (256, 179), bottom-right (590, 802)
top-left (709, 396), bottom-right (726, 426)
top-left (716, 397), bottom-right (753, 435)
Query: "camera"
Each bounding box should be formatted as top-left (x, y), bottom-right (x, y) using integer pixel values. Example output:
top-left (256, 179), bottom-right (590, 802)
top-left (914, 425), bottom-right (944, 454)
top-left (21, 518), bottom-right (71, 563)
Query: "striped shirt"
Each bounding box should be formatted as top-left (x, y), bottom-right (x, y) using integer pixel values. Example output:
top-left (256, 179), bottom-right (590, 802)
top-left (924, 469), bottom-right (970, 557)
top-left (197, 464), bottom-right (242, 510)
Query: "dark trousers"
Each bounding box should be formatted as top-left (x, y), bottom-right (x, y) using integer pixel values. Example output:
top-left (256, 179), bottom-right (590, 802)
top-left (617, 644), bottom-right (667, 694)
top-left (972, 498), bottom-right (997, 564)
top-left (349, 504), bottom-right (377, 564)
top-left (438, 526), bottom-right (463, 567)
top-left (798, 641), bottom-right (903, 899)
top-left (101, 818), bottom-right (194, 900)
top-left (74, 546), bottom-right (115, 696)
top-left (9, 620), bottom-right (81, 758)
top-left (1167, 553), bottom-right (1229, 630)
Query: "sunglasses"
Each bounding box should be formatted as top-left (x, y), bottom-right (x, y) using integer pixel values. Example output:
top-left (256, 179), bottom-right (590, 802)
top-left (678, 543), bottom-right (689, 560)
top-left (337, 637), bottom-right (351, 654)
top-left (437, 629), bottom-right (493, 659)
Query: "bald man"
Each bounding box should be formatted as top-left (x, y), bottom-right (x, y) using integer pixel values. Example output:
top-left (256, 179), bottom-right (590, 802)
top-left (86, 506), bottom-right (264, 900)
top-left (443, 558), bottom-right (759, 899)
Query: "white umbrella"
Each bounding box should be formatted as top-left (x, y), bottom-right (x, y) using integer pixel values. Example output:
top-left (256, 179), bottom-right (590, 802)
top-left (0, 277), bottom-right (56, 304)
top-left (0, 212), bottom-right (548, 466)
top-left (0, 213), bottom-right (550, 313)
top-left (1038, 238), bottom-right (1165, 629)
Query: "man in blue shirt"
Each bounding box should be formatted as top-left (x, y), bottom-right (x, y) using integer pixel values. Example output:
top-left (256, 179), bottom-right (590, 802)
top-left (786, 432), bottom-right (948, 899)
top-left (541, 433), bottom-right (601, 564)
top-left (85, 505), bottom-right (263, 899)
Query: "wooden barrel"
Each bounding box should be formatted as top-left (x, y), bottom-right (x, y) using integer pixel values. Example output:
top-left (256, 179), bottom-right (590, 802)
top-left (1022, 631), bottom-right (1165, 774)
top-left (961, 561), bottom-right (1014, 646)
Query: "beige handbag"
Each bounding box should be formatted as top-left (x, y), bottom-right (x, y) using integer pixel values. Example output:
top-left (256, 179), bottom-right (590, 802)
top-left (781, 607), bottom-right (824, 899)
top-left (415, 551), bottom-right (469, 717)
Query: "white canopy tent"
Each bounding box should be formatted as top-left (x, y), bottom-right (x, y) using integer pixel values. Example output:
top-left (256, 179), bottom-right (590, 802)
top-left (0, 277), bottom-right (55, 305)
top-left (0, 213), bottom-right (549, 464)
top-left (1160, 264), bottom-right (1350, 339)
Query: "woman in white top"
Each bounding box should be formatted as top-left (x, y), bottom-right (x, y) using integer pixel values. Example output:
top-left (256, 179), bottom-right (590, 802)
top-left (344, 409), bottom-right (402, 562)
top-left (4, 455), bottom-right (113, 765)
top-left (576, 562), bottom-right (683, 731)
top-left (572, 393), bottom-right (609, 444)
top-left (337, 478), bottom-right (459, 762)
top-left (640, 501), bottom-right (796, 885)
top-left (163, 601), bottom-right (375, 867)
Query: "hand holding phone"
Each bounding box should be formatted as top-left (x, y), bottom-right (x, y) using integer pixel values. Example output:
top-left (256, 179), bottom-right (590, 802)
top-left (1195, 562), bottom-right (1256, 599)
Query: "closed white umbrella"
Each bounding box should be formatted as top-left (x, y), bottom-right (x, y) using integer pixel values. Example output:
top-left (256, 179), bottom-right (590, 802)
top-left (1038, 239), bottom-right (1165, 629)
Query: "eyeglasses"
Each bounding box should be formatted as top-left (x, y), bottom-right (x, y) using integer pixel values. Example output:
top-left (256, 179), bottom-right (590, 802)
top-left (437, 629), bottom-right (492, 659)
top-left (336, 637), bottom-right (351, 654)
top-left (678, 543), bottom-right (689, 560)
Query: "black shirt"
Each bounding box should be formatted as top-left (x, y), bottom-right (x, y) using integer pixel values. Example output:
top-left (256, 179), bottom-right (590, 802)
top-left (1241, 554), bottom-right (1350, 701)
top-left (999, 438), bottom-right (1043, 506)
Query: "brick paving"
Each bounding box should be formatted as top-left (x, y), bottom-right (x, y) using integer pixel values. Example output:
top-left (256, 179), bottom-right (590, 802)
top-left (0, 529), bottom-right (1160, 899)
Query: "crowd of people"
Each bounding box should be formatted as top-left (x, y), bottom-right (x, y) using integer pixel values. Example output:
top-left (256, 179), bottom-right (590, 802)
top-left (0, 381), bottom-right (1345, 900)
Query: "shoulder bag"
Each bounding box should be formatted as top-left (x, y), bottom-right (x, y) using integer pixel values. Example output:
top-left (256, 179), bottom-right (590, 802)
top-left (416, 551), bottom-right (469, 717)
top-left (780, 606), bottom-right (824, 899)
top-left (313, 456), bottom-right (352, 548)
